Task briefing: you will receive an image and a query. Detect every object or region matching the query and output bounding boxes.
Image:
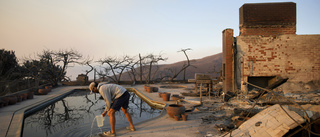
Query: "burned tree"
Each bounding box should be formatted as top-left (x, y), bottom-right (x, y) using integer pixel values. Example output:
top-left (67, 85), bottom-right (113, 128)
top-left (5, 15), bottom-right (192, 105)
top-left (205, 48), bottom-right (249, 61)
top-left (22, 49), bottom-right (82, 86)
top-left (159, 48), bottom-right (193, 81)
top-left (144, 53), bottom-right (167, 84)
top-left (171, 48), bottom-right (192, 81)
top-left (138, 54), bottom-right (144, 84)
top-left (80, 56), bottom-right (95, 78)
top-left (54, 49), bottom-right (82, 82)
top-left (97, 56), bottom-right (119, 83)
top-left (97, 55), bottom-right (135, 84)
top-left (127, 55), bottom-right (144, 84)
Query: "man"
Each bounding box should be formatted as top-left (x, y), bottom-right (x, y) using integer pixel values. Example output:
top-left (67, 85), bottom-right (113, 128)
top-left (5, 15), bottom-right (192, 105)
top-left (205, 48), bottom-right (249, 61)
top-left (89, 82), bottom-right (135, 136)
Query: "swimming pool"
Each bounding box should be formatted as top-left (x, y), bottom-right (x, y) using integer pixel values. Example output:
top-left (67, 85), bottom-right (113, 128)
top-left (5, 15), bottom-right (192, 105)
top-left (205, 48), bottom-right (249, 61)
top-left (22, 89), bottom-right (162, 137)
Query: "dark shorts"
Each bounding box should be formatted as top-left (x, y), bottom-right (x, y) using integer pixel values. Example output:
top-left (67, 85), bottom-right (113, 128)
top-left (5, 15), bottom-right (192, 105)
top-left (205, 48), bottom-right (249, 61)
top-left (110, 91), bottom-right (130, 111)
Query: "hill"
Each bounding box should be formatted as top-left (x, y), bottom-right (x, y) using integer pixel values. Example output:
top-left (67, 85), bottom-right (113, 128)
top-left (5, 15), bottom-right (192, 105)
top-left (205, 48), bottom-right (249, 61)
top-left (120, 52), bottom-right (222, 81)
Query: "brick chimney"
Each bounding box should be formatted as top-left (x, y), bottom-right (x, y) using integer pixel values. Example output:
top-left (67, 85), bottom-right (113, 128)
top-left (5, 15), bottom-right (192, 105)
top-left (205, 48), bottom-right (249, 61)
top-left (239, 2), bottom-right (296, 36)
top-left (222, 29), bottom-right (234, 93)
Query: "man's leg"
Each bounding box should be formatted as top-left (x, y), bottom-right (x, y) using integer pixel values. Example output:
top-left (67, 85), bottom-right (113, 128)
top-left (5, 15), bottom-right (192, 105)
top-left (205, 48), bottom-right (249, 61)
top-left (122, 108), bottom-right (134, 129)
top-left (108, 108), bottom-right (117, 134)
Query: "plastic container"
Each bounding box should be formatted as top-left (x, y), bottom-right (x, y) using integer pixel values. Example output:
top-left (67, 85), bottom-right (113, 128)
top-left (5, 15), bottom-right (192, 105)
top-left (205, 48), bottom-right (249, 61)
top-left (96, 115), bottom-right (105, 127)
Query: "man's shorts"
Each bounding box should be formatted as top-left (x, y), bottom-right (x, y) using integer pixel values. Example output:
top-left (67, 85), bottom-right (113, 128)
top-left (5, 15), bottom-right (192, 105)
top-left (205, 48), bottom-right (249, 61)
top-left (110, 91), bottom-right (130, 111)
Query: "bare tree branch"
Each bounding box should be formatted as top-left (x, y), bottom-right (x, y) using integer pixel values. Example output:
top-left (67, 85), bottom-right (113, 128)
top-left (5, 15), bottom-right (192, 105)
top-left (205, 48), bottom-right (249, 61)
top-left (171, 48), bottom-right (192, 81)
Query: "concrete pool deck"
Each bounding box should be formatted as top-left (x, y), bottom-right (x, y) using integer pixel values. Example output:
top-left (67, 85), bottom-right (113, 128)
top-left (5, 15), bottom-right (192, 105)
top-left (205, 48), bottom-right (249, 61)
top-left (1, 84), bottom-right (208, 137)
top-left (114, 84), bottom-right (206, 137)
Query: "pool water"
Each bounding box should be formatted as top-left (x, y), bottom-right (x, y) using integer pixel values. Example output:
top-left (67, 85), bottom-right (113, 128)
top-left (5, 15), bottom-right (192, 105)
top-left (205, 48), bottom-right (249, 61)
top-left (22, 90), bottom-right (161, 137)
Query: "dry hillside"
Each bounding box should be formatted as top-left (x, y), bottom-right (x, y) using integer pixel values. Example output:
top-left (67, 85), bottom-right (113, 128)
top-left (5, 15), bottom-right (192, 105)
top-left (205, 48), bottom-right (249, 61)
top-left (120, 52), bottom-right (222, 81)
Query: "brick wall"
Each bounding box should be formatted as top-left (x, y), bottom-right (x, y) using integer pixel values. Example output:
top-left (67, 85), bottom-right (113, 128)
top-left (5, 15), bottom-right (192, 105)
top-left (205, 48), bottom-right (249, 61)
top-left (236, 34), bottom-right (320, 83)
top-left (225, 2), bottom-right (320, 93)
top-left (239, 2), bottom-right (296, 36)
top-left (222, 29), bottom-right (234, 92)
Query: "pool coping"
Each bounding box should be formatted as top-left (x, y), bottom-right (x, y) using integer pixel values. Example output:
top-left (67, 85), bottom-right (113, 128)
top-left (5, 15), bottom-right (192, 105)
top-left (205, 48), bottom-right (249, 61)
top-left (5, 86), bottom-right (87, 137)
top-left (5, 86), bottom-right (167, 137)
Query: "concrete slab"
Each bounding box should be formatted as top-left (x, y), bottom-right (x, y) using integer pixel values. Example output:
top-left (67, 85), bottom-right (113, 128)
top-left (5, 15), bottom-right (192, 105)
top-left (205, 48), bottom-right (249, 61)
top-left (114, 110), bottom-right (205, 137)
top-left (0, 112), bottom-right (13, 137)
top-left (229, 104), bottom-right (305, 137)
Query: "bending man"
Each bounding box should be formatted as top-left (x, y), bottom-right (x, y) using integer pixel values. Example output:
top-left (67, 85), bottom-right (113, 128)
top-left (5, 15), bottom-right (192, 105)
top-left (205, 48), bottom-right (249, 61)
top-left (89, 82), bottom-right (135, 136)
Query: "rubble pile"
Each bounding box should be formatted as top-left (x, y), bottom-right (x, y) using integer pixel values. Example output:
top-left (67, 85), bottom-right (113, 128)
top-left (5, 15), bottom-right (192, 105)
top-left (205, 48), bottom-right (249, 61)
top-left (181, 80), bottom-right (320, 137)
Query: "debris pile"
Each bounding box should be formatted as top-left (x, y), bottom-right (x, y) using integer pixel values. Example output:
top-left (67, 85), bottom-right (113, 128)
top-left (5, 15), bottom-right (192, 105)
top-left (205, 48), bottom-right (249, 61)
top-left (182, 79), bottom-right (320, 136)
top-left (224, 104), bottom-right (305, 137)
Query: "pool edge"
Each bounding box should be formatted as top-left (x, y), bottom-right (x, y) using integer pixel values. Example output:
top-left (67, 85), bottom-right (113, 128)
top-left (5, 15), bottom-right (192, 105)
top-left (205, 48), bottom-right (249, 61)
top-left (7, 86), bottom-right (166, 137)
top-left (6, 86), bottom-right (87, 137)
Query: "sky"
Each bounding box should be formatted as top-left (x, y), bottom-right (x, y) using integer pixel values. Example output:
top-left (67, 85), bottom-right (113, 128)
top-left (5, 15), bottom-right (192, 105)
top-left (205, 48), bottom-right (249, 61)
top-left (1, 0), bottom-right (320, 80)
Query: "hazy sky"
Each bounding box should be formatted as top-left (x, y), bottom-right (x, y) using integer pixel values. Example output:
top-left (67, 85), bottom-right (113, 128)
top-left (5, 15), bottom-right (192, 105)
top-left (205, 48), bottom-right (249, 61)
top-left (1, 0), bottom-right (319, 79)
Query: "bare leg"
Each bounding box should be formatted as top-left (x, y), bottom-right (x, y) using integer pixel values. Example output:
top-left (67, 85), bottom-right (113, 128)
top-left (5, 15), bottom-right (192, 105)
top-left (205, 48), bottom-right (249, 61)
top-left (122, 108), bottom-right (134, 129)
top-left (108, 109), bottom-right (116, 134)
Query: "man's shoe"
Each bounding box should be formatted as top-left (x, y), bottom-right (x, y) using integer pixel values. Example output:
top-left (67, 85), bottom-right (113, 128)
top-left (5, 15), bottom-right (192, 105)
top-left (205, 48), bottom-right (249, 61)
top-left (126, 126), bottom-right (135, 131)
top-left (104, 131), bottom-right (116, 136)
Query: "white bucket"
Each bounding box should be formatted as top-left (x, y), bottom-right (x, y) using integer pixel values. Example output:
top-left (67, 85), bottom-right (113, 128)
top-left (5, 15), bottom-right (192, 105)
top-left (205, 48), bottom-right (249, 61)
top-left (96, 115), bottom-right (104, 127)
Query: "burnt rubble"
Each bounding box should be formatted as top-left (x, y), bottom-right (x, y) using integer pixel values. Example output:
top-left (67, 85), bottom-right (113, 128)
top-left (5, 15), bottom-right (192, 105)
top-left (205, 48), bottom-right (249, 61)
top-left (182, 80), bottom-right (320, 137)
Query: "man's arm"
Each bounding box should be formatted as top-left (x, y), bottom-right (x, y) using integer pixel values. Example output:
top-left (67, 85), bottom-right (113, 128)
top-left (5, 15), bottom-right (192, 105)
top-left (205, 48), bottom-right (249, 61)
top-left (99, 86), bottom-right (112, 116)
